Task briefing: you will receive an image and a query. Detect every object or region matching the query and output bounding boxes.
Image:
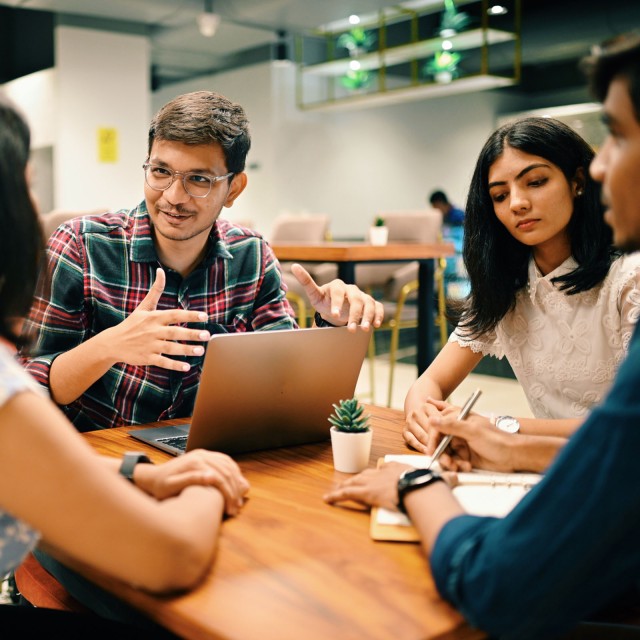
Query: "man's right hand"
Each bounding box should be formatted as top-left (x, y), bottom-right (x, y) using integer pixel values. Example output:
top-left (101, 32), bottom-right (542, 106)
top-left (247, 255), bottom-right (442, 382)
top-left (107, 268), bottom-right (211, 371)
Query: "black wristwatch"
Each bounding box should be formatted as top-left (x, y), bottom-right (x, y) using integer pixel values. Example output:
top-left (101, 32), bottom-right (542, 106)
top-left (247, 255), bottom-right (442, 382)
top-left (397, 468), bottom-right (444, 514)
top-left (314, 311), bottom-right (339, 328)
top-left (119, 452), bottom-right (153, 483)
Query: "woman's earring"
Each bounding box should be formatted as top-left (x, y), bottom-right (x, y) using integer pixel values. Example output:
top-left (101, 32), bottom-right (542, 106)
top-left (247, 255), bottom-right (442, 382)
top-left (576, 189), bottom-right (583, 196)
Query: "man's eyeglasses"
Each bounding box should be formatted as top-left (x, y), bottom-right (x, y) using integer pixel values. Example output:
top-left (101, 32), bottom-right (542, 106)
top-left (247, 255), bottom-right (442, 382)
top-left (143, 163), bottom-right (233, 198)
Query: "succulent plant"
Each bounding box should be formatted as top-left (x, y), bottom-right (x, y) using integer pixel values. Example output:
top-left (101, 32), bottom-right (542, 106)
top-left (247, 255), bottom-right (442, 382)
top-left (329, 398), bottom-right (370, 433)
top-left (374, 216), bottom-right (385, 227)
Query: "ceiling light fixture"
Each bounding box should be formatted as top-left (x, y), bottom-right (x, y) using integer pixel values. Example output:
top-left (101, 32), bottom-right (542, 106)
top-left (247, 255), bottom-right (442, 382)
top-left (349, 14), bottom-right (360, 25)
top-left (487, 5), bottom-right (508, 15)
top-left (198, 0), bottom-right (221, 38)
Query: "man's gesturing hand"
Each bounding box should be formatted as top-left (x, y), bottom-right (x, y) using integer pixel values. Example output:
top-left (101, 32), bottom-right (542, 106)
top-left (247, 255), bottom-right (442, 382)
top-left (107, 268), bottom-right (211, 371)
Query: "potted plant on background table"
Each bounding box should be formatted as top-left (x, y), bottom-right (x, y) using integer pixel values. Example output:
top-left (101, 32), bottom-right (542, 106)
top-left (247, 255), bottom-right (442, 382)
top-left (369, 216), bottom-right (388, 246)
top-left (329, 398), bottom-right (373, 473)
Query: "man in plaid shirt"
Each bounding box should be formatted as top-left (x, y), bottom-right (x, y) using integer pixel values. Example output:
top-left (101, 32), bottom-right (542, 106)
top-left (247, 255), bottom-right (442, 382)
top-left (20, 91), bottom-right (383, 432)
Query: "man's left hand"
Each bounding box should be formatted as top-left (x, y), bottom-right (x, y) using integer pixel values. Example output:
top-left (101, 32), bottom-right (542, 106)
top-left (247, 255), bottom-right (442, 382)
top-left (291, 263), bottom-right (383, 330)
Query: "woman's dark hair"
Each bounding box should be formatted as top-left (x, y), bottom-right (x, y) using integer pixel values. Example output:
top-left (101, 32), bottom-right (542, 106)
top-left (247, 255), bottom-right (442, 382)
top-left (0, 95), bottom-right (44, 345)
top-left (455, 116), bottom-right (614, 338)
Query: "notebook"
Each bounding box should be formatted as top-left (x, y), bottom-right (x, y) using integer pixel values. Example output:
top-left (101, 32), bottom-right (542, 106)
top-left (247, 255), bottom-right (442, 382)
top-left (129, 326), bottom-right (371, 456)
top-left (370, 454), bottom-right (543, 541)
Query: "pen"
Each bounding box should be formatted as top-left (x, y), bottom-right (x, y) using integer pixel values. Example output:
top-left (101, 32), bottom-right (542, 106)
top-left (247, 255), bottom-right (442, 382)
top-left (427, 388), bottom-right (482, 470)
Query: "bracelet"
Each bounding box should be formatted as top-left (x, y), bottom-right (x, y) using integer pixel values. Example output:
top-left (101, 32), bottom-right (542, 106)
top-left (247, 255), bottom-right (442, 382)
top-left (119, 452), bottom-right (153, 483)
top-left (314, 311), bottom-right (339, 328)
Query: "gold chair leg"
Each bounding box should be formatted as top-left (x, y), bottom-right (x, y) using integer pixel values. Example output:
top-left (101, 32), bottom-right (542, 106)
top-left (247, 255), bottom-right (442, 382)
top-left (286, 291), bottom-right (307, 328)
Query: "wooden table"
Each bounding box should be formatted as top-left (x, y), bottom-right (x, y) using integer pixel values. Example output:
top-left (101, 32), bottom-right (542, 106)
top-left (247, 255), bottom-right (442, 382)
top-left (271, 242), bottom-right (454, 373)
top-left (81, 405), bottom-right (485, 640)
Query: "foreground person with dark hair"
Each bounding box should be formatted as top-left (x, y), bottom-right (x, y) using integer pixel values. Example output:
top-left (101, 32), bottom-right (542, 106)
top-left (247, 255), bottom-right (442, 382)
top-left (326, 32), bottom-right (640, 639)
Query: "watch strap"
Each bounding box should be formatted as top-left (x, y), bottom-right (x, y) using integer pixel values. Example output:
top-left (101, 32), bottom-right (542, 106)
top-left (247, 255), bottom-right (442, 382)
top-left (119, 452), bottom-right (152, 483)
top-left (314, 311), bottom-right (339, 328)
top-left (397, 468), bottom-right (444, 514)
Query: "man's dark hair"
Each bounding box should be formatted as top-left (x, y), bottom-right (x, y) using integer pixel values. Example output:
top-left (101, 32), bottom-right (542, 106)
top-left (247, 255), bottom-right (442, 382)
top-left (429, 190), bottom-right (449, 206)
top-left (0, 94), bottom-right (44, 344)
top-left (582, 31), bottom-right (640, 122)
top-left (148, 91), bottom-right (251, 175)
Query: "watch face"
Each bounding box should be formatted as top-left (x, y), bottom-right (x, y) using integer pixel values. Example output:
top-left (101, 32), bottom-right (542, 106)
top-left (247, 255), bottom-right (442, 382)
top-left (496, 416), bottom-right (520, 433)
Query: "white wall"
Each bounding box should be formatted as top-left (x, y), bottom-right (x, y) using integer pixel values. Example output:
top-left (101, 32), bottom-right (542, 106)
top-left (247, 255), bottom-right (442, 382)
top-left (154, 62), bottom-right (526, 239)
top-left (3, 68), bottom-right (57, 149)
top-left (55, 26), bottom-right (150, 212)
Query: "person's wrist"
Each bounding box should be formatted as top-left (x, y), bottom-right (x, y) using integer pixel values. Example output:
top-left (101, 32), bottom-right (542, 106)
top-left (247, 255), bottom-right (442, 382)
top-left (313, 311), bottom-right (341, 328)
top-left (119, 452), bottom-right (153, 485)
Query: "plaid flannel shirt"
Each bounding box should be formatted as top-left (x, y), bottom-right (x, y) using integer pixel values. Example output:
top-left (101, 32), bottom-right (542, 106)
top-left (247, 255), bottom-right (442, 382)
top-left (20, 202), bottom-right (296, 431)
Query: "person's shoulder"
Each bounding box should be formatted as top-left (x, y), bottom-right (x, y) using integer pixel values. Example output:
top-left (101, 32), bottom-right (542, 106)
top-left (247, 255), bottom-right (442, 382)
top-left (608, 252), bottom-right (640, 282)
top-left (216, 218), bottom-right (265, 245)
top-left (57, 208), bottom-right (136, 238)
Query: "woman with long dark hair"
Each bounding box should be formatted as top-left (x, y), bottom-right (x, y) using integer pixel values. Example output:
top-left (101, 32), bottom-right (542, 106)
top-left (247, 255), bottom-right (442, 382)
top-left (0, 95), bottom-right (248, 635)
top-left (404, 116), bottom-right (640, 471)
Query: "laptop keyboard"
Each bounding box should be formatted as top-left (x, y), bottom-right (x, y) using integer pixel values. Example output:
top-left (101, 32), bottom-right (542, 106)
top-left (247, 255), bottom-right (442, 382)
top-left (157, 435), bottom-right (188, 452)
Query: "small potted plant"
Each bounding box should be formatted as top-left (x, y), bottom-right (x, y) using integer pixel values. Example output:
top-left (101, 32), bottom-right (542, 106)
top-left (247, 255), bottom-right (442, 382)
top-left (369, 216), bottom-right (388, 246)
top-left (329, 398), bottom-right (373, 473)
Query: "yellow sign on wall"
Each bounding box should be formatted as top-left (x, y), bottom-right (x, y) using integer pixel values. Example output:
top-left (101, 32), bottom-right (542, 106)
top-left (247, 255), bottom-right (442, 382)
top-left (97, 127), bottom-right (118, 163)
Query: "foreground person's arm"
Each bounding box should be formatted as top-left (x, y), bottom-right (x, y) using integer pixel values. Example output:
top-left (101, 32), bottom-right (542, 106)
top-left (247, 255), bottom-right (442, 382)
top-left (0, 391), bottom-right (248, 593)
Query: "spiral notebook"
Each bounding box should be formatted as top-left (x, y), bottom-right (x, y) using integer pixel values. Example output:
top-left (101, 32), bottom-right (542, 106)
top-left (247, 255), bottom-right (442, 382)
top-left (370, 454), bottom-right (542, 542)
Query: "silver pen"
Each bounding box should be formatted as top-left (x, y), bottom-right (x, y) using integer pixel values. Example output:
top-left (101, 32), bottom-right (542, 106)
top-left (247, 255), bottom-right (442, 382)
top-left (427, 388), bottom-right (482, 470)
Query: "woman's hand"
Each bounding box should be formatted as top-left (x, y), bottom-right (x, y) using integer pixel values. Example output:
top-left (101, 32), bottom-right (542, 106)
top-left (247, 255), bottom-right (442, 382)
top-left (133, 450), bottom-right (250, 516)
top-left (404, 397), bottom-right (455, 455)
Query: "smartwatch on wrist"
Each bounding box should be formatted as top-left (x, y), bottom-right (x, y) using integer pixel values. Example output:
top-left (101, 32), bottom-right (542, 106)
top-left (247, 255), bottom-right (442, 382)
top-left (119, 452), bottom-right (152, 483)
top-left (313, 311), bottom-right (339, 328)
top-left (397, 468), bottom-right (444, 514)
top-left (494, 415), bottom-right (521, 434)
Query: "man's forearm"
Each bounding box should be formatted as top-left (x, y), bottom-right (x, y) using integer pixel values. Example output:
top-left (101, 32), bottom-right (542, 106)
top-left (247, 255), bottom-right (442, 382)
top-left (510, 434), bottom-right (567, 473)
top-left (49, 331), bottom-right (118, 405)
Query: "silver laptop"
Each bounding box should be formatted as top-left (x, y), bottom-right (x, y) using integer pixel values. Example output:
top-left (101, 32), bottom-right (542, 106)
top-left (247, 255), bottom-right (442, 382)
top-left (129, 326), bottom-right (371, 456)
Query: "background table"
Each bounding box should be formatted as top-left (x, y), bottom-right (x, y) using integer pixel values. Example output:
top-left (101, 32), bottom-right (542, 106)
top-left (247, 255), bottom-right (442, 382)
top-left (79, 405), bottom-right (485, 640)
top-left (271, 242), bottom-right (454, 373)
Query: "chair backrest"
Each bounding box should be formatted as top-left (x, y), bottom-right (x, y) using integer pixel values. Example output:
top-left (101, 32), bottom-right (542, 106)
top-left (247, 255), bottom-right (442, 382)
top-left (378, 210), bottom-right (442, 243)
top-left (357, 210), bottom-right (443, 289)
top-left (269, 213), bottom-right (330, 243)
top-left (39, 208), bottom-right (108, 240)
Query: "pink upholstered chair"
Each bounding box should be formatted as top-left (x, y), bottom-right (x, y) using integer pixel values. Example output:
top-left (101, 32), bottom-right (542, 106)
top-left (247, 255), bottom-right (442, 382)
top-left (269, 213), bottom-right (337, 327)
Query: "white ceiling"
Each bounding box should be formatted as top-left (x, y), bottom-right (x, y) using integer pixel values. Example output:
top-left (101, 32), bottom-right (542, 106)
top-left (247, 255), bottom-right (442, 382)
top-left (1, 0), bottom-right (639, 92)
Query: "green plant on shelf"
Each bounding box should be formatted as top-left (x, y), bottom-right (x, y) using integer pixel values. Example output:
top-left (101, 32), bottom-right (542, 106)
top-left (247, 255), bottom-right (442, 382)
top-left (328, 398), bottom-right (370, 433)
top-left (340, 69), bottom-right (373, 91)
top-left (424, 50), bottom-right (462, 83)
top-left (374, 216), bottom-right (385, 227)
top-left (438, 0), bottom-right (471, 37)
top-left (336, 27), bottom-right (376, 57)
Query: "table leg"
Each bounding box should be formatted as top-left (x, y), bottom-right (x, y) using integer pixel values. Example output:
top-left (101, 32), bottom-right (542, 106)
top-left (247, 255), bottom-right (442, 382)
top-left (417, 260), bottom-right (435, 374)
top-left (337, 262), bottom-right (356, 284)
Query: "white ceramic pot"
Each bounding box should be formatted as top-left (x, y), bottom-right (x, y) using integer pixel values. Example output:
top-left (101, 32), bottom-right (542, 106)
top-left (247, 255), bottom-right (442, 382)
top-left (330, 426), bottom-right (373, 473)
top-left (369, 226), bottom-right (389, 246)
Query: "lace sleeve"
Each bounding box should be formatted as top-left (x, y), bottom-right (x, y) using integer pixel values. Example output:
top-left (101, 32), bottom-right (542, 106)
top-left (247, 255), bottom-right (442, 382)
top-left (614, 255), bottom-right (640, 354)
top-left (448, 324), bottom-right (505, 359)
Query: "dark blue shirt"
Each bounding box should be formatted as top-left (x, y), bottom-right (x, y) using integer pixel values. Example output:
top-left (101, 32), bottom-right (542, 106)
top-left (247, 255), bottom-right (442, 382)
top-left (444, 205), bottom-right (465, 227)
top-left (431, 323), bottom-right (640, 639)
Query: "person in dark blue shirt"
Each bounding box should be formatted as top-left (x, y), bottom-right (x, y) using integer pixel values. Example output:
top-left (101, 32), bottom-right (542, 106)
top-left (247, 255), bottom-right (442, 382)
top-left (429, 189), bottom-right (465, 227)
top-left (429, 190), bottom-right (467, 294)
top-left (326, 32), bottom-right (640, 640)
